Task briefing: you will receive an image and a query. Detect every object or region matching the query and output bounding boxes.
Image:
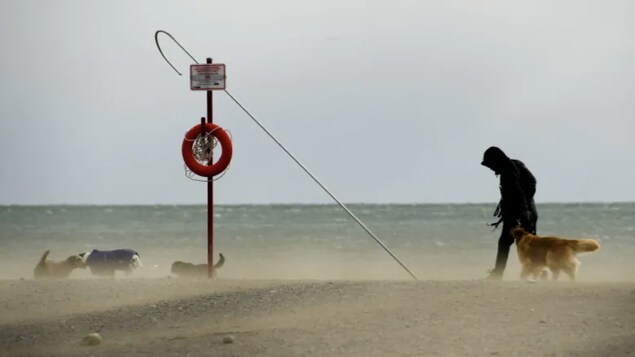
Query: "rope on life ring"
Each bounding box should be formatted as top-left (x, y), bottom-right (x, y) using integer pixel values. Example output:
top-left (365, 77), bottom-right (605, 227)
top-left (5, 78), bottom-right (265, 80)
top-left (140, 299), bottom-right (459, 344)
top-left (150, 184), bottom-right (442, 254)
top-left (181, 123), bottom-right (233, 177)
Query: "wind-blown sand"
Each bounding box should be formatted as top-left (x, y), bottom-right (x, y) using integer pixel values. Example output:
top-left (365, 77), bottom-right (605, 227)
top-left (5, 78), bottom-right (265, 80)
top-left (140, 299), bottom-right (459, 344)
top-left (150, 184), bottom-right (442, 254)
top-left (1, 277), bottom-right (634, 356)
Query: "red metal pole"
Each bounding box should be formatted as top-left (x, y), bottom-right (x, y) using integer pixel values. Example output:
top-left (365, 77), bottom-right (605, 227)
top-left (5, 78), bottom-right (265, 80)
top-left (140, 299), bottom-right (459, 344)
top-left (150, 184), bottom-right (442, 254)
top-left (206, 57), bottom-right (214, 279)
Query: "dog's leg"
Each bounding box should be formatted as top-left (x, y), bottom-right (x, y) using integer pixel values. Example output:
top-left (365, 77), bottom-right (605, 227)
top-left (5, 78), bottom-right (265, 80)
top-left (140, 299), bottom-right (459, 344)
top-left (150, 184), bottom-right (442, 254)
top-left (531, 266), bottom-right (546, 281)
top-left (546, 252), bottom-right (562, 282)
top-left (563, 267), bottom-right (576, 281)
top-left (563, 260), bottom-right (579, 282)
top-left (562, 262), bottom-right (576, 281)
top-left (520, 264), bottom-right (531, 281)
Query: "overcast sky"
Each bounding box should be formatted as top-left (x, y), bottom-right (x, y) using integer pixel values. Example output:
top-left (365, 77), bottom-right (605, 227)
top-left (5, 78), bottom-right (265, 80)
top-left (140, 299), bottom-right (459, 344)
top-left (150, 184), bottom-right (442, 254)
top-left (0, 0), bottom-right (633, 205)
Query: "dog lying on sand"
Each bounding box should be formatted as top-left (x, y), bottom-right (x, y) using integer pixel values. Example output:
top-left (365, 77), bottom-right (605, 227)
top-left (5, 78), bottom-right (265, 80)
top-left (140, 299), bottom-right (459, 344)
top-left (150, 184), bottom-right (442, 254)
top-left (171, 253), bottom-right (225, 278)
top-left (512, 227), bottom-right (600, 281)
top-left (34, 250), bottom-right (87, 279)
top-left (79, 249), bottom-right (142, 277)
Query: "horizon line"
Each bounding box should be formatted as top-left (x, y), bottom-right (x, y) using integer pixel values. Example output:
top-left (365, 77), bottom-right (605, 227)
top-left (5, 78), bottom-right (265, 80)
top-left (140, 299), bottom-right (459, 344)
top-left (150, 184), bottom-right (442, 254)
top-left (1, 200), bottom-right (634, 207)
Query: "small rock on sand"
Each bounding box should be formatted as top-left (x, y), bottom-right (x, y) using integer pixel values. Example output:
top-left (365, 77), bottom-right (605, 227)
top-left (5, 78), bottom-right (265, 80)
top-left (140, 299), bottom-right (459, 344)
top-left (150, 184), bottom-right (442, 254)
top-left (222, 335), bottom-right (234, 344)
top-left (81, 332), bottom-right (103, 346)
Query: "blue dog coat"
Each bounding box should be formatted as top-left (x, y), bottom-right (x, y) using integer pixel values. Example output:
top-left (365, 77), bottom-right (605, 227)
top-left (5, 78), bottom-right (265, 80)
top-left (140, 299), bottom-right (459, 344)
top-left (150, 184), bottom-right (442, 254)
top-left (85, 249), bottom-right (139, 271)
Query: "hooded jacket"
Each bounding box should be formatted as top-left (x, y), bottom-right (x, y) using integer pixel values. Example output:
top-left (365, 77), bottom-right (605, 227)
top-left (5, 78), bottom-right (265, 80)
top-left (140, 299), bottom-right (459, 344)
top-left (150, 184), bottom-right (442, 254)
top-left (481, 147), bottom-right (536, 226)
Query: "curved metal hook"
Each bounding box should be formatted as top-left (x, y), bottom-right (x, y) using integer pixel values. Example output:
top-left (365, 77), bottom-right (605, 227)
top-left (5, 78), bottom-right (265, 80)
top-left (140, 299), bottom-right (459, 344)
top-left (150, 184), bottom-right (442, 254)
top-left (154, 30), bottom-right (199, 76)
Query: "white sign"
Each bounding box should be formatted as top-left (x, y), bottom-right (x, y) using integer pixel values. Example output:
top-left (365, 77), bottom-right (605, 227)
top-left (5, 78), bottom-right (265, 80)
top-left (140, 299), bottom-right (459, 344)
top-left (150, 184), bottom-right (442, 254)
top-left (190, 64), bottom-right (226, 90)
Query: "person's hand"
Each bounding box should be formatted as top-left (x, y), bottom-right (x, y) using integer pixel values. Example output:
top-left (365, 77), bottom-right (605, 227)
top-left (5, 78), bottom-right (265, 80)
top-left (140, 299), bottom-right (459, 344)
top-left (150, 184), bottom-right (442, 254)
top-left (488, 218), bottom-right (503, 230)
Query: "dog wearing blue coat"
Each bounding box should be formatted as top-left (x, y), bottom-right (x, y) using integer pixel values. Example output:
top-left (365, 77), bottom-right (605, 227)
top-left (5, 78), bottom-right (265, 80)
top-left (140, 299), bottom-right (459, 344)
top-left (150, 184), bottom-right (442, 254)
top-left (79, 249), bottom-right (142, 277)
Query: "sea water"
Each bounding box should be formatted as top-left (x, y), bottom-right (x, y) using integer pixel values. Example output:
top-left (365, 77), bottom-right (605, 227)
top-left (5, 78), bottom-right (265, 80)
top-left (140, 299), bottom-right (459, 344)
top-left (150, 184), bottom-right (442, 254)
top-left (0, 203), bottom-right (633, 281)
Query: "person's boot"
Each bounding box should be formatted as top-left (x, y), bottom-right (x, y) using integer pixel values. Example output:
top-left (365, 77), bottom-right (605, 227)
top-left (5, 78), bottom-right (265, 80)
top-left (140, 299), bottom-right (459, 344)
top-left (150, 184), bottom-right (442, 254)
top-left (486, 269), bottom-right (503, 280)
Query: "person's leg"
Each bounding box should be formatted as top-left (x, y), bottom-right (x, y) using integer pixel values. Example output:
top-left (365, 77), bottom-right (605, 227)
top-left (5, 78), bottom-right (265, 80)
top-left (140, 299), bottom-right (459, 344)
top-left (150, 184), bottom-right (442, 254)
top-left (489, 223), bottom-right (515, 279)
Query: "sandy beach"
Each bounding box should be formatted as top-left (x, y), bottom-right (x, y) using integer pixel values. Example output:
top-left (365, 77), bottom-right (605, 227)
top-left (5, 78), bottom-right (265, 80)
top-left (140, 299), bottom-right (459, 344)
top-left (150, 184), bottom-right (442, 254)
top-left (1, 277), bottom-right (633, 357)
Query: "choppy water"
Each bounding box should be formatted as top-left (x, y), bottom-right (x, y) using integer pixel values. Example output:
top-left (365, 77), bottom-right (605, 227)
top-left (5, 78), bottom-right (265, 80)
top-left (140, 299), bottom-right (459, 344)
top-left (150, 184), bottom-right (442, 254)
top-left (1, 203), bottom-right (633, 281)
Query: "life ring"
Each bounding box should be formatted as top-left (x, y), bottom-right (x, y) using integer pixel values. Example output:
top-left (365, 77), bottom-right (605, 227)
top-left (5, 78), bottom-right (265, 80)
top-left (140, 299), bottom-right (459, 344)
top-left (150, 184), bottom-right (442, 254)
top-left (181, 123), bottom-right (233, 177)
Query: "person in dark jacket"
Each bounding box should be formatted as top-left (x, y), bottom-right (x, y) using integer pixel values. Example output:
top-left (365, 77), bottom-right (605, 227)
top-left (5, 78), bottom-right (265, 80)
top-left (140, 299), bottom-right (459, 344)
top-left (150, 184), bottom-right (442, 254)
top-left (481, 146), bottom-right (538, 279)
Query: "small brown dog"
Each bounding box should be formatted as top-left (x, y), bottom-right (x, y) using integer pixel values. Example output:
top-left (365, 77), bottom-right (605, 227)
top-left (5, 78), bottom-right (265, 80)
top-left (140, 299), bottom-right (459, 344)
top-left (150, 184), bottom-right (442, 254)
top-left (171, 253), bottom-right (225, 278)
top-left (33, 250), bottom-right (87, 279)
top-left (512, 227), bottom-right (600, 281)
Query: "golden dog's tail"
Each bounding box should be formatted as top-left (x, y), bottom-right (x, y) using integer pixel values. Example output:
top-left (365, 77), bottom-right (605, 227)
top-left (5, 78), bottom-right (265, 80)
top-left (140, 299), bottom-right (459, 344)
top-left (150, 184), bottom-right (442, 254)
top-left (573, 239), bottom-right (600, 253)
top-left (39, 250), bottom-right (51, 264)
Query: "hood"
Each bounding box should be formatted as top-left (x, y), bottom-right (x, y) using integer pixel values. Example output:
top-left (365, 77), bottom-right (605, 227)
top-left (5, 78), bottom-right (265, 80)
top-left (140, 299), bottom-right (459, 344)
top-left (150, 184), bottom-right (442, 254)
top-left (481, 146), bottom-right (511, 173)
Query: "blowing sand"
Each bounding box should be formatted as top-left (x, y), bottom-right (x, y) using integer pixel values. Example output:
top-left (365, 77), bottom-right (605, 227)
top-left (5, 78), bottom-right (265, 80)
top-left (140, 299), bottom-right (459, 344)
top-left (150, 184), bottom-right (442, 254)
top-left (0, 277), bottom-right (634, 357)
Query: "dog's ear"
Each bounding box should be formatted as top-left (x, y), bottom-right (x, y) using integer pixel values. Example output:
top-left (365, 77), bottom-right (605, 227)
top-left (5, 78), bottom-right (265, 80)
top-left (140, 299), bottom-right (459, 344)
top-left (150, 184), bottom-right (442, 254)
top-left (511, 226), bottom-right (527, 240)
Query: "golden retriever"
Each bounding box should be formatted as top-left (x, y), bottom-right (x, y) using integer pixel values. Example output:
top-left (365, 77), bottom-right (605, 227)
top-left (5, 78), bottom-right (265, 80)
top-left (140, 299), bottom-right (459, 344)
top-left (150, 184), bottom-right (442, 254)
top-left (512, 227), bottom-right (600, 281)
top-left (171, 253), bottom-right (225, 278)
top-left (33, 250), bottom-right (87, 279)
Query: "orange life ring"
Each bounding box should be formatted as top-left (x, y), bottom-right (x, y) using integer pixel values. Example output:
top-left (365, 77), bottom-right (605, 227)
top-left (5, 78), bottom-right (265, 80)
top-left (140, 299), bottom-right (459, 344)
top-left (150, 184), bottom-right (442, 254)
top-left (181, 123), bottom-right (233, 177)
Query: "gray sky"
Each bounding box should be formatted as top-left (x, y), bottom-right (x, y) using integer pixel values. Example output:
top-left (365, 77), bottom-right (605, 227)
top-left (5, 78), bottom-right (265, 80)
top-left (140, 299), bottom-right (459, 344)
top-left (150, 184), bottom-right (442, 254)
top-left (1, 0), bottom-right (634, 205)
